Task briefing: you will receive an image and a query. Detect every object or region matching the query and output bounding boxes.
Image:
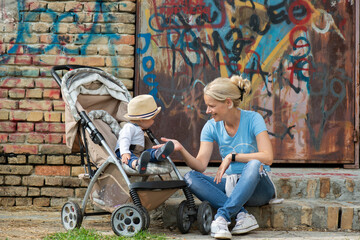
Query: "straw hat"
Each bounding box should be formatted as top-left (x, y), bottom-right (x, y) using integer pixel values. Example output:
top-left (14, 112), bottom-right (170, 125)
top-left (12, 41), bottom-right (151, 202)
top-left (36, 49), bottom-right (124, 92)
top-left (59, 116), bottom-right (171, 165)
top-left (124, 94), bottom-right (161, 120)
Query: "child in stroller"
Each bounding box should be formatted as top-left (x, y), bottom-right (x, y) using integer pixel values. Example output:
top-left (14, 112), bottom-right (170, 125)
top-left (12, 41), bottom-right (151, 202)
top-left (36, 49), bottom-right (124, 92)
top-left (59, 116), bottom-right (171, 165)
top-left (115, 94), bottom-right (174, 174)
top-left (51, 65), bottom-right (214, 237)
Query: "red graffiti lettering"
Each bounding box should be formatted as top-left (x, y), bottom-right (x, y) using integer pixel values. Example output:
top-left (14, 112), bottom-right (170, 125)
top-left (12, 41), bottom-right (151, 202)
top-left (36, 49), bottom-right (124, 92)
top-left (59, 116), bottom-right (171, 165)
top-left (288, 0), bottom-right (312, 25)
top-left (289, 26), bottom-right (309, 48)
top-left (287, 58), bottom-right (314, 84)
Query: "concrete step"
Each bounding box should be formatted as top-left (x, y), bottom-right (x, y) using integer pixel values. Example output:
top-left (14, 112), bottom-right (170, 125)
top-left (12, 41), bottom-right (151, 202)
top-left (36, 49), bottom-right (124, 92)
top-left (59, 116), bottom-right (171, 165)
top-left (175, 167), bottom-right (360, 201)
top-left (154, 167), bottom-right (360, 232)
top-left (157, 197), bottom-right (360, 232)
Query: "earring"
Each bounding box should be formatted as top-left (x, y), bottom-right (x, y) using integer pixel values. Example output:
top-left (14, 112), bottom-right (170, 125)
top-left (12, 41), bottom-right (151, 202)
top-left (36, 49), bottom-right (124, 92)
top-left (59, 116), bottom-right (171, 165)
top-left (228, 102), bottom-right (233, 109)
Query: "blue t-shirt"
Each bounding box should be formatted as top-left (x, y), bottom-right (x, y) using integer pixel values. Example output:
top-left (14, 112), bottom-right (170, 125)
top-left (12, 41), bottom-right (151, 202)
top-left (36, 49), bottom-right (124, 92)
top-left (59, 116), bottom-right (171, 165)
top-left (201, 109), bottom-right (270, 175)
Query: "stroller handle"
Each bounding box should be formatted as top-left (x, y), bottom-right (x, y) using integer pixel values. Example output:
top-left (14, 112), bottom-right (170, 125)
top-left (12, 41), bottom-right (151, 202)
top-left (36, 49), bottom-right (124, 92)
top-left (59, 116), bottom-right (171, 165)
top-left (51, 65), bottom-right (103, 87)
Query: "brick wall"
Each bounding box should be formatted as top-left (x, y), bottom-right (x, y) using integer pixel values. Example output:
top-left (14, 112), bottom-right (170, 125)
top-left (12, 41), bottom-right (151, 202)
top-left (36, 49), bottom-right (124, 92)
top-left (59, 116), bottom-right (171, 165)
top-left (0, 0), bottom-right (136, 207)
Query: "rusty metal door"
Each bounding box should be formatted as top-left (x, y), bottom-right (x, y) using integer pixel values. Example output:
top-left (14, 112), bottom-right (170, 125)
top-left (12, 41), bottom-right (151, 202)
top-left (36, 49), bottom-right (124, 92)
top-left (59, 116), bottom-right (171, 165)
top-left (135, 0), bottom-right (359, 165)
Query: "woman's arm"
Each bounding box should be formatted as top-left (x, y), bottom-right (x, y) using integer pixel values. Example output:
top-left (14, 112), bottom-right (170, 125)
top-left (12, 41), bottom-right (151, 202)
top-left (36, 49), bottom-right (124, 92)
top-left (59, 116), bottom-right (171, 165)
top-left (232, 131), bottom-right (273, 165)
top-left (157, 137), bottom-right (214, 173)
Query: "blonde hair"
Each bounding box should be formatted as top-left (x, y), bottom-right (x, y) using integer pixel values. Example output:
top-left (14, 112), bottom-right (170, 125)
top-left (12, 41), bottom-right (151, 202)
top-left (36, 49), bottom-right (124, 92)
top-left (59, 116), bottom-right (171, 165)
top-left (204, 75), bottom-right (251, 108)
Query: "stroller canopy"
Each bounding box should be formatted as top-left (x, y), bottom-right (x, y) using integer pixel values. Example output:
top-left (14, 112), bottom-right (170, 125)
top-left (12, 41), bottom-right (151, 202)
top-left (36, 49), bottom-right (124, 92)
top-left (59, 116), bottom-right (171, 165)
top-left (62, 68), bottom-right (132, 121)
top-left (61, 68), bottom-right (132, 151)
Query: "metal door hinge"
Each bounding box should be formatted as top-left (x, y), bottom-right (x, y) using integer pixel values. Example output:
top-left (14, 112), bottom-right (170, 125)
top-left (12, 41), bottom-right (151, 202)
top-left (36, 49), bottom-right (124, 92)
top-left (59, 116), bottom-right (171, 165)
top-left (354, 129), bottom-right (359, 142)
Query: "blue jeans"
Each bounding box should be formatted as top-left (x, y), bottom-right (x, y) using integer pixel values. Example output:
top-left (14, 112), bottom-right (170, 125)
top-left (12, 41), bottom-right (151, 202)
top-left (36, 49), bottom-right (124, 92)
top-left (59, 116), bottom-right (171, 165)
top-left (184, 160), bottom-right (275, 222)
top-left (115, 148), bottom-right (160, 168)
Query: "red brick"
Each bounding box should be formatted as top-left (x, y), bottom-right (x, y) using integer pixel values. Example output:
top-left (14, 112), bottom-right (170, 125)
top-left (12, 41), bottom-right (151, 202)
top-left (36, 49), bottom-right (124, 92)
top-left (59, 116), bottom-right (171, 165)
top-left (35, 123), bottom-right (65, 133)
top-left (83, 56), bottom-right (105, 67)
top-left (27, 133), bottom-right (44, 143)
top-left (43, 89), bottom-right (60, 99)
top-left (39, 145), bottom-right (71, 154)
top-left (35, 79), bottom-right (60, 88)
top-left (44, 134), bottom-right (62, 144)
top-left (68, 57), bottom-right (84, 65)
top-left (0, 122), bottom-right (17, 132)
top-left (25, 1), bottom-right (42, 11)
top-left (35, 165), bottom-right (70, 176)
top-left (7, 47), bottom-right (24, 56)
top-left (8, 88), bottom-right (26, 99)
top-left (0, 99), bottom-right (18, 109)
top-left (49, 123), bottom-right (65, 132)
top-left (9, 133), bottom-right (26, 143)
top-left (327, 206), bottom-right (339, 230)
top-left (111, 35), bottom-right (135, 45)
top-left (0, 110), bottom-right (9, 120)
top-left (17, 122), bottom-right (34, 132)
top-left (44, 112), bottom-right (61, 122)
top-left (35, 123), bottom-right (50, 132)
top-left (39, 35), bottom-right (52, 44)
top-left (341, 207), bottom-right (354, 230)
top-left (9, 111), bottom-right (27, 121)
top-left (320, 177), bottom-right (330, 198)
top-left (53, 101), bottom-right (65, 111)
top-left (33, 198), bottom-right (50, 207)
top-left (16, 198), bottom-right (33, 206)
top-left (83, 2), bottom-right (96, 11)
top-left (0, 134), bottom-right (8, 143)
top-left (13, 56), bottom-right (33, 65)
top-left (0, 89), bottom-right (8, 97)
top-left (4, 144), bottom-right (38, 154)
top-left (65, 2), bottom-right (83, 12)
top-left (19, 100), bottom-right (52, 111)
top-left (27, 111), bottom-right (43, 122)
top-left (0, 198), bottom-right (15, 207)
top-left (26, 89), bottom-right (43, 99)
top-left (0, 77), bottom-right (34, 88)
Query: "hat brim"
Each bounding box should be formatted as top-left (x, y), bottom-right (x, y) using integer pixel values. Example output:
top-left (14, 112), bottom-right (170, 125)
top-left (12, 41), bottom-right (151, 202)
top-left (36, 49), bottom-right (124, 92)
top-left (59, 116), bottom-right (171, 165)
top-left (124, 107), bottom-right (161, 120)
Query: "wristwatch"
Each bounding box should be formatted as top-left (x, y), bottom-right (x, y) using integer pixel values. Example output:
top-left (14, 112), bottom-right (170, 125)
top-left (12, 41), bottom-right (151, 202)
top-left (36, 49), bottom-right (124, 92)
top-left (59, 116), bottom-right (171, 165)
top-left (232, 153), bottom-right (236, 162)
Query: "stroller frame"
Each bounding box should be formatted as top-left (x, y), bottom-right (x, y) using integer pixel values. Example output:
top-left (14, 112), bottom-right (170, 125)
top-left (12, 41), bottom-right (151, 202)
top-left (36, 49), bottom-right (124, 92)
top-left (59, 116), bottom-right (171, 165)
top-left (51, 65), bottom-right (213, 236)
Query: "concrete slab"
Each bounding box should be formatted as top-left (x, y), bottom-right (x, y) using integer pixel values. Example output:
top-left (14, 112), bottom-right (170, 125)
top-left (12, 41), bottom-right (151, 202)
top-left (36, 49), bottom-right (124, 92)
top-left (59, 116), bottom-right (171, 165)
top-left (1, 207), bottom-right (360, 240)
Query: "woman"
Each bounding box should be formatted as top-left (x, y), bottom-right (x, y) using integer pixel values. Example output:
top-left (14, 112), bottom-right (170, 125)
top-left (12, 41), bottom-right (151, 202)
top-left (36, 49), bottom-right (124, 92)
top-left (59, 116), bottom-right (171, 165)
top-left (157, 75), bottom-right (275, 239)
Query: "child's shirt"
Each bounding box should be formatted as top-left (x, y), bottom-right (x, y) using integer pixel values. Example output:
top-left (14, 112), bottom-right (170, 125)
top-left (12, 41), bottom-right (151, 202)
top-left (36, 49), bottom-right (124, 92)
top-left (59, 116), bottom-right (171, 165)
top-left (116, 122), bottom-right (145, 155)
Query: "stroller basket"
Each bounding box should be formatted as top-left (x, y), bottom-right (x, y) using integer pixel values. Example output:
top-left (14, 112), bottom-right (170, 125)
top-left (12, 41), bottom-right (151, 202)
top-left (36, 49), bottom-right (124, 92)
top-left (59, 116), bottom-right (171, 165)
top-left (51, 65), bottom-right (213, 237)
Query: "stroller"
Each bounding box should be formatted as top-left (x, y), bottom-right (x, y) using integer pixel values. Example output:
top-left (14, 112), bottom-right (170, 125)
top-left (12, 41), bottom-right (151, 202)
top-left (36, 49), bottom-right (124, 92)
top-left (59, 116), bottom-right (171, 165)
top-left (51, 65), bottom-right (213, 236)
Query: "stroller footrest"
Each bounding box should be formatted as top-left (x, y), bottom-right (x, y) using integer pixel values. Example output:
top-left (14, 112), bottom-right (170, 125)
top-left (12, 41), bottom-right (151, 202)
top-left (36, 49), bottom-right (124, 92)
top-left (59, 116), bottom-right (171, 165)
top-left (130, 180), bottom-right (187, 190)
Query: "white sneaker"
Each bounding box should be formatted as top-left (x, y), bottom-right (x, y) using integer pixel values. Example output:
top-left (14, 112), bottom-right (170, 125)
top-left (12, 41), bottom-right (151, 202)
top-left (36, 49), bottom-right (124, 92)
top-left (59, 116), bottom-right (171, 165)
top-left (210, 216), bottom-right (232, 239)
top-left (231, 212), bottom-right (259, 234)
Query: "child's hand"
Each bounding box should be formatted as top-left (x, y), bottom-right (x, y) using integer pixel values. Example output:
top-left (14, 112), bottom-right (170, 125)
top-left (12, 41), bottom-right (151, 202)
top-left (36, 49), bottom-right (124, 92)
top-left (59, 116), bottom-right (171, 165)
top-left (121, 153), bottom-right (131, 164)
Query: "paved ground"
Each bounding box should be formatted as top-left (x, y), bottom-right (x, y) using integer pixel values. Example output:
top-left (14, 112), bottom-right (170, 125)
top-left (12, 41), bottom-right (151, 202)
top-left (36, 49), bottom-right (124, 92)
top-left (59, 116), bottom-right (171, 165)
top-left (1, 206), bottom-right (360, 240)
top-left (1, 167), bottom-right (360, 239)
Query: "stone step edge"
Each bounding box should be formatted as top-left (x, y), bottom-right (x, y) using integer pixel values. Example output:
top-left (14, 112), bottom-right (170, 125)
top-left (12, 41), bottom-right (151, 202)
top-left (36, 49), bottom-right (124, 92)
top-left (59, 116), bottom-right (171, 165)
top-left (157, 198), bottom-right (360, 232)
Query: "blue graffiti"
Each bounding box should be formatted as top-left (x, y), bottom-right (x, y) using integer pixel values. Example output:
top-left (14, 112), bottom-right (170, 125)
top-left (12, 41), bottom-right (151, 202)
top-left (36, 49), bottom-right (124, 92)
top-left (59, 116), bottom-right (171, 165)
top-left (1, 0), bottom-right (123, 76)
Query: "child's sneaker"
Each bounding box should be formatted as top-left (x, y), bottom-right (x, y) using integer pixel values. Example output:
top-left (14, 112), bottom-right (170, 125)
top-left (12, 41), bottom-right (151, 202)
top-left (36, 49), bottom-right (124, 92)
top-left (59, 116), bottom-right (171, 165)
top-left (137, 151), bottom-right (150, 174)
top-left (155, 141), bottom-right (174, 161)
top-left (231, 212), bottom-right (259, 235)
top-left (210, 216), bottom-right (231, 239)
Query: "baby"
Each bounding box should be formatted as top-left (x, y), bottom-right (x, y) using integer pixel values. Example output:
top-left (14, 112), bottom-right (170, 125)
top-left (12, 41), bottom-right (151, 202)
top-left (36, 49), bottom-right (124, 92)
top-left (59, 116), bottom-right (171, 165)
top-left (115, 94), bottom-right (174, 173)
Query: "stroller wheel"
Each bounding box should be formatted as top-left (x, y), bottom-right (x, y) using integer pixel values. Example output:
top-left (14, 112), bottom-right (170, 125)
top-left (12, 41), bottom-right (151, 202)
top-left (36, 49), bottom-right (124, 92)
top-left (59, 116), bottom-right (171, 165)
top-left (111, 204), bottom-right (145, 237)
top-left (140, 206), bottom-right (150, 230)
top-left (61, 201), bottom-right (83, 230)
top-left (176, 200), bottom-right (192, 233)
top-left (197, 201), bottom-right (213, 235)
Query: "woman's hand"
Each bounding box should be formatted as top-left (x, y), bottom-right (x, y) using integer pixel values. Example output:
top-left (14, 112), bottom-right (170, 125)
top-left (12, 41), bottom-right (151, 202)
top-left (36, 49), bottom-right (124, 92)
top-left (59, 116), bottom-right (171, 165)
top-left (214, 153), bottom-right (232, 184)
top-left (152, 137), bottom-right (184, 151)
top-left (121, 153), bottom-right (131, 165)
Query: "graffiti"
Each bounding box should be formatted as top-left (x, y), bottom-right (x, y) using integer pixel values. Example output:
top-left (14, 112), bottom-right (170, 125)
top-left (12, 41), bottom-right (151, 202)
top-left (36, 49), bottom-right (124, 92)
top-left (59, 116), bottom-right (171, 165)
top-left (137, 0), bottom-right (356, 160)
top-left (331, 0), bottom-right (354, 7)
top-left (0, 0), bottom-right (125, 76)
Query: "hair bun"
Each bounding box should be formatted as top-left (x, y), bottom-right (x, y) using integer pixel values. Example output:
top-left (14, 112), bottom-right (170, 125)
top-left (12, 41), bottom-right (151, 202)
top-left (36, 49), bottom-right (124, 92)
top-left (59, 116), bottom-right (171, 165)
top-left (230, 75), bottom-right (251, 97)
